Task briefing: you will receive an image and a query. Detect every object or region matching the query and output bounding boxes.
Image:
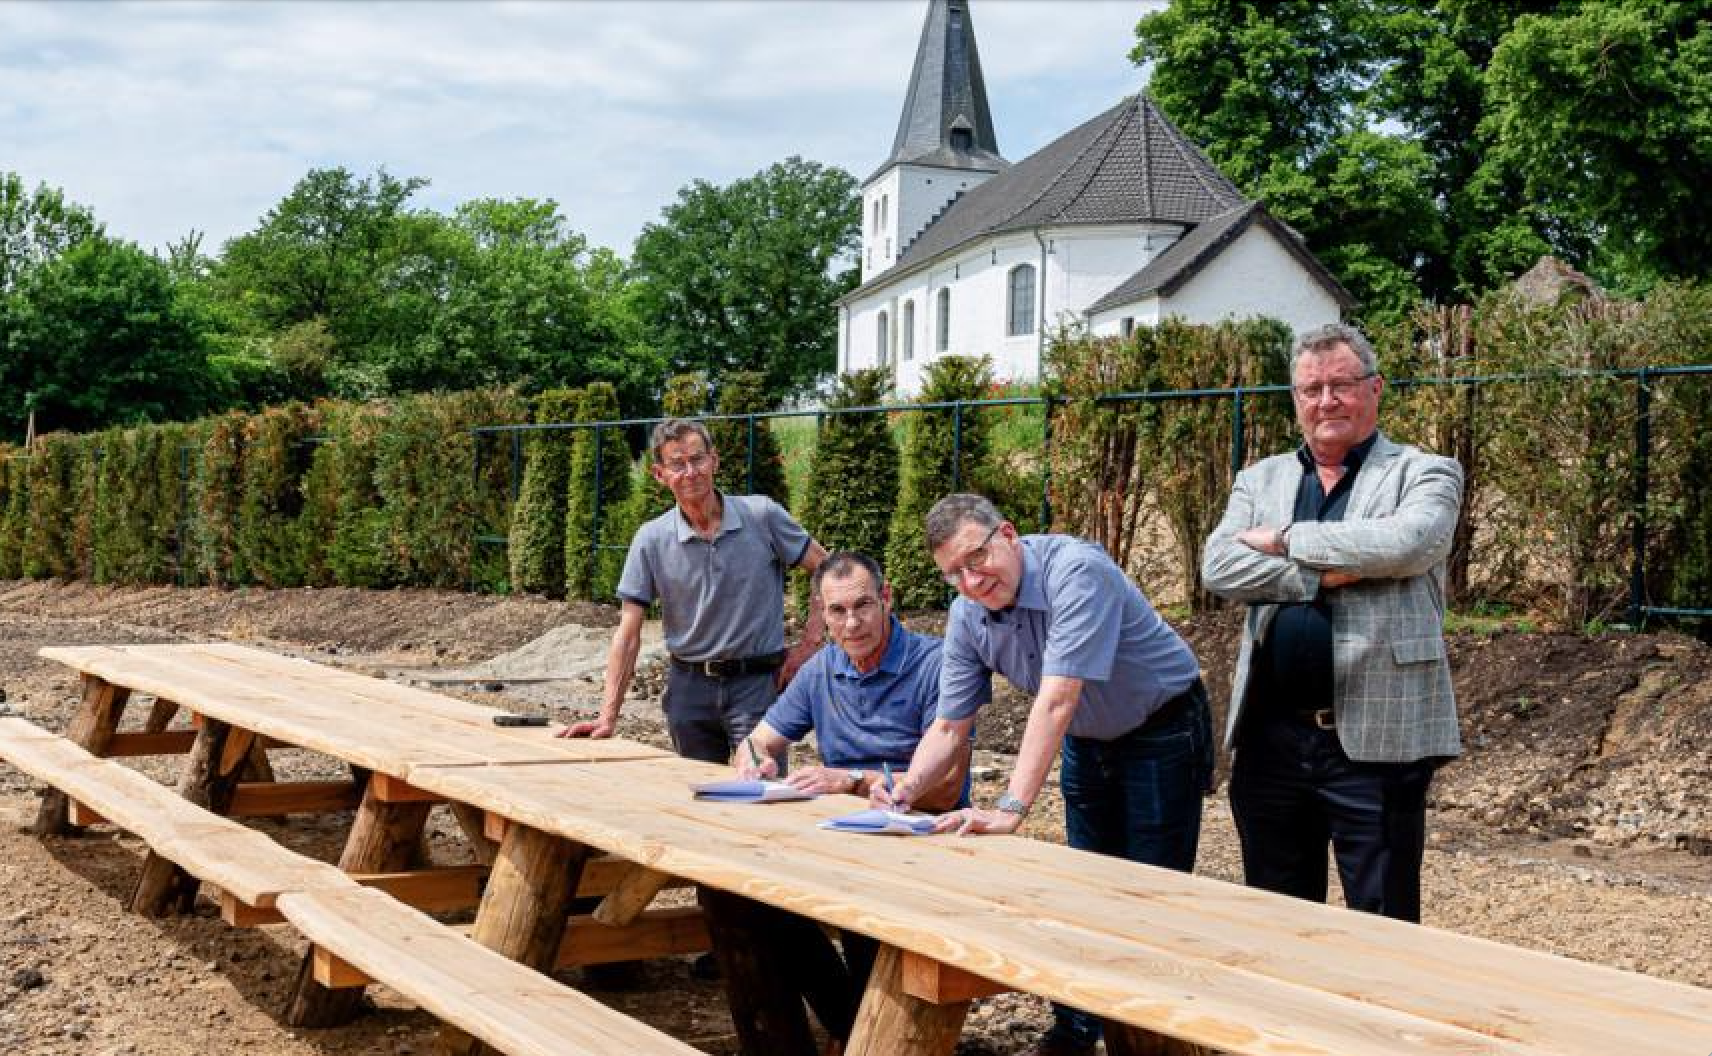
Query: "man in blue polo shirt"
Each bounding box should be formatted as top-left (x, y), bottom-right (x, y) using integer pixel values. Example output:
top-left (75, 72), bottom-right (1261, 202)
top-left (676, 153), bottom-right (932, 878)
top-left (877, 493), bottom-right (1212, 1056)
top-left (722, 550), bottom-right (968, 1056)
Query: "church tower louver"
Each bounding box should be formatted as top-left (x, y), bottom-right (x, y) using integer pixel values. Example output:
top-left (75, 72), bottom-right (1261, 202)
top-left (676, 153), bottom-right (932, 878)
top-left (860, 0), bottom-right (1008, 283)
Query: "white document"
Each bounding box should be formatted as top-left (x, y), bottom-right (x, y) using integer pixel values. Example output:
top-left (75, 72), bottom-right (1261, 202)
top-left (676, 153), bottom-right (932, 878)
top-left (819, 808), bottom-right (936, 836)
top-left (690, 778), bottom-right (816, 803)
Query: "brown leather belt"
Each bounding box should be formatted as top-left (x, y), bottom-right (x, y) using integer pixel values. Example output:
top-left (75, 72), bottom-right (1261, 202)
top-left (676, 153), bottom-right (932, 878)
top-left (1292, 707), bottom-right (1337, 730)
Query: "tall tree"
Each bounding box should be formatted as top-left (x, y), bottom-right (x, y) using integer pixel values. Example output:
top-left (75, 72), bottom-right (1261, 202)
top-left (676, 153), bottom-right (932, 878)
top-left (1, 237), bottom-right (214, 436)
top-left (1, 172), bottom-right (101, 294)
top-left (630, 157), bottom-right (859, 403)
top-left (1482, 2), bottom-right (1712, 291)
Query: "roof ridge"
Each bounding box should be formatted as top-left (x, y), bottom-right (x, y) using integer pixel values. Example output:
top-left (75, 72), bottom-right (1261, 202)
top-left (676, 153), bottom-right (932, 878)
top-left (1145, 95), bottom-right (1242, 206)
top-left (998, 95), bottom-right (1135, 228)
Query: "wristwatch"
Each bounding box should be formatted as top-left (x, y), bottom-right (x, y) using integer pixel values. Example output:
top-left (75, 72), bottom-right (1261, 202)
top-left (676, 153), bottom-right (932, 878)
top-left (994, 793), bottom-right (1031, 818)
top-left (845, 768), bottom-right (865, 792)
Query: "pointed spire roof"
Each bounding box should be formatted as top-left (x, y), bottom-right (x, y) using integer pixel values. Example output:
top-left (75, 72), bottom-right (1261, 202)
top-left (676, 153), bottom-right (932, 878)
top-left (873, 0), bottom-right (1007, 182)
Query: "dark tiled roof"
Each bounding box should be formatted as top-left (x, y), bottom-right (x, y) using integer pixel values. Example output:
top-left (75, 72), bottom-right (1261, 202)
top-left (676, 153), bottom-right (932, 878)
top-left (849, 94), bottom-right (1248, 300)
top-left (1085, 202), bottom-right (1357, 316)
top-left (873, 0), bottom-right (1006, 183)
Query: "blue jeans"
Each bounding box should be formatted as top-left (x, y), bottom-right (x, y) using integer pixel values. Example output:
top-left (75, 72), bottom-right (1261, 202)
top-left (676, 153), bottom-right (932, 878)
top-left (1047, 680), bottom-right (1214, 1046)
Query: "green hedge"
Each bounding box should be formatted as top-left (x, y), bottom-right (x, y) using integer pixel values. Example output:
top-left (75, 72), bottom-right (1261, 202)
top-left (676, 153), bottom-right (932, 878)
top-left (803, 367), bottom-right (897, 559)
top-left (886, 356), bottom-right (994, 609)
top-left (711, 371), bottom-right (788, 504)
top-left (508, 388), bottom-right (582, 598)
top-left (564, 383), bottom-right (633, 602)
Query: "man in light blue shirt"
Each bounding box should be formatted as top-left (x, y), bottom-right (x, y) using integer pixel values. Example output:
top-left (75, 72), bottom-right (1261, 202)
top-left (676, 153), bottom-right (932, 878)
top-left (726, 551), bottom-right (968, 1055)
top-left (738, 550), bottom-right (967, 810)
top-left (878, 494), bottom-right (1212, 1056)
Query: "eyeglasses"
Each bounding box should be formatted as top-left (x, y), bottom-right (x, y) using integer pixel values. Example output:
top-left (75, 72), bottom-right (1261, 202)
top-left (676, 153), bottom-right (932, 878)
top-left (939, 523), bottom-right (1003, 585)
top-left (660, 452), bottom-right (711, 477)
top-left (1292, 373), bottom-right (1376, 403)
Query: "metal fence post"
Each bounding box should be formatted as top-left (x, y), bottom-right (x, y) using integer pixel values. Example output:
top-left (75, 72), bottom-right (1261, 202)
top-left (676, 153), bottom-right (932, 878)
top-left (951, 402), bottom-right (964, 492)
top-left (1039, 396), bottom-right (1053, 531)
top-left (746, 414), bottom-right (757, 495)
top-left (1229, 388), bottom-right (1246, 478)
top-left (1629, 368), bottom-right (1652, 627)
top-left (592, 424), bottom-right (604, 569)
top-left (509, 429), bottom-right (522, 500)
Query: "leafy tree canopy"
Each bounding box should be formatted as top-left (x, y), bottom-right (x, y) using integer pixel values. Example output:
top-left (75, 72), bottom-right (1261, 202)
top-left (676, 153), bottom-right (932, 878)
top-left (1, 171), bottom-right (101, 294)
top-left (1133, 1), bottom-right (1710, 315)
top-left (630, 157), bottom-right (859, 404)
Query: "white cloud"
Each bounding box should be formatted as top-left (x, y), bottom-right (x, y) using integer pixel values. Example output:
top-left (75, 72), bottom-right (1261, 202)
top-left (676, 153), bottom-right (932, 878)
top-left (0, 0), bottom-right (1158, 256)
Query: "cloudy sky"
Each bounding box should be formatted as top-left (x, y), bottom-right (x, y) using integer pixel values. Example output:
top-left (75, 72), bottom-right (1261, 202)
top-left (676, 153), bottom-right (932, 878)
top-left (0, 0), bottom-right (1156, 260)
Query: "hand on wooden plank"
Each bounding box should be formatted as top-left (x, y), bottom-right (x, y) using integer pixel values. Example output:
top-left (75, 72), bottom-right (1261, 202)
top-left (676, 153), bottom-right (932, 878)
top-left (933, 806), bottom-right (1023, 837)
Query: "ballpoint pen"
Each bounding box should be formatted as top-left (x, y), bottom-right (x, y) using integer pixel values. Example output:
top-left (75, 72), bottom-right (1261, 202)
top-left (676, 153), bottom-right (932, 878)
top-left (882, 761), bottom-right (895, 798)
top-left (745, 738), bottom-right (763, 771)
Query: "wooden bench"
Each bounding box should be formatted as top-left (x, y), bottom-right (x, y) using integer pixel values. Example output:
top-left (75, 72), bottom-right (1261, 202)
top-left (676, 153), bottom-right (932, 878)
top-left (280, 886), bottom-right (705, 1056)
top-left (0, 717), bottom-right (706, 1055)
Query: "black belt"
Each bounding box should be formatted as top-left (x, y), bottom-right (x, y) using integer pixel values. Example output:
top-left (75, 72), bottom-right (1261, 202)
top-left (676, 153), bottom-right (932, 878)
top-left (1137, 677), bottom-right (1204, 732)
top-left (670, 651), bottom-right (786, 679)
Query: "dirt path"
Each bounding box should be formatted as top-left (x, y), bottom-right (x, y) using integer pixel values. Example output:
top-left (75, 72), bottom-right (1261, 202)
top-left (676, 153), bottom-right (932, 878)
top-left (0, 581), bottom-right (1708, 1055)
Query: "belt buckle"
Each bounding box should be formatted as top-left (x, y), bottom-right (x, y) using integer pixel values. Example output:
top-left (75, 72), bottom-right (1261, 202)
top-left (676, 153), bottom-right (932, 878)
top-left (1310, 708), bottom-right (1336, 730)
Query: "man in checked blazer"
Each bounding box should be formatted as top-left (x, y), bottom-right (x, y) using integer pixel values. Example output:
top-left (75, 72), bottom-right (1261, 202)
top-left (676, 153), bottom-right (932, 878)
top-left (1202, 322), bottom-right (1463, 922)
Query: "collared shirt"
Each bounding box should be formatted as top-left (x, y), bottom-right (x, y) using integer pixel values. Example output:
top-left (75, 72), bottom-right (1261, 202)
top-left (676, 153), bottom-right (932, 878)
top-left (763, 616), bottom-right (943, 773)
top-left (616, 492), bottom-right (810, 662)
top-left (1254, 431), bottom-right (1378, 711)
top-left (937, 534), bottom-right (1200, 741)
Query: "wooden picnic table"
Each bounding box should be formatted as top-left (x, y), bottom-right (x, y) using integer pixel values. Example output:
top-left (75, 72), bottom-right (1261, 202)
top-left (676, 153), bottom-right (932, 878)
top-left (34, 642), bottom-right (1712, 1056)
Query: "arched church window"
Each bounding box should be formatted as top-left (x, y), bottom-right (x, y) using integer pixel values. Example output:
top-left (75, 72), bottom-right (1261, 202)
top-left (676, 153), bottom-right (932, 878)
top-left (902, 301), bottom-right (915, 361)
top-left (1007, 264), bottom-right (1036, 336)
top-left (877, 311), bottom-right (890, 366)
top-left (935, 288), bottom-right (950, 352)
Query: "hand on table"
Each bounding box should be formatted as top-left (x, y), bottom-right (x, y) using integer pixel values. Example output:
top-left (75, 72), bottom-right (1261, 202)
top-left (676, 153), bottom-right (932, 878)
top-left (559, 717), bottom-right (615, 739)
top-left (783, 765), bottom-right (859, 796)
top-left (932, 806), bottom-right (1023, 837)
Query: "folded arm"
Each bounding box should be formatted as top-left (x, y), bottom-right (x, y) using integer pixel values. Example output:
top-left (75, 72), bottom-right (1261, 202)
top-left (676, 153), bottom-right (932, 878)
top-left (1287, 457), bottom-right (1463, 580)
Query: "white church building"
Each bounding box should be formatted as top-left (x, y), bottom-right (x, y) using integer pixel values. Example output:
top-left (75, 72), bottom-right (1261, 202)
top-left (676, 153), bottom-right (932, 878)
top-left (837, 0), bottom-right (1354, 394)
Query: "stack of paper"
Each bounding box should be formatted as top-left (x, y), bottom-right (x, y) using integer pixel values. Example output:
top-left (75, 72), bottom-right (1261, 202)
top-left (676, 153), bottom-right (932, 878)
top-left (690, 779), bottom-right (816, 803)
top-left (819, 809), bottom-right (937, 836)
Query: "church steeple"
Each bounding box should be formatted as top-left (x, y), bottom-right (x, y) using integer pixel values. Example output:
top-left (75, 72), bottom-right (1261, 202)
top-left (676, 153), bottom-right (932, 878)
top-left (861, 0), bottom-right (1008, 283)
top-left (884, 0), bottom-right (1006, 174)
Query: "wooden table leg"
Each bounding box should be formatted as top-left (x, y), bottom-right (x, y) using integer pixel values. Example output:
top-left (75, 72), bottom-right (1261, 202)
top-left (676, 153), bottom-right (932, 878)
top-left (1104, 1021), bottom-right (1215, 1056)
top-left (846, 944), bottom-right (969, 1056)
top-left (435, 823), bottom-right (589, 1056)
top-left (283, 779), bottom-right (435, 1027)
top-left (131, 716), bottom-right (248, 916)
top-left (34, 676), bottom-right (130, 835)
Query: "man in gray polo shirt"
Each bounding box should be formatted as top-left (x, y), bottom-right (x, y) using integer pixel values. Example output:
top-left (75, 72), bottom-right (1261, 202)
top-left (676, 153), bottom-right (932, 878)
top-left (876, 493), bottom-right (1212, 1056)
top-left (562, 417), bottom-right (826, 764)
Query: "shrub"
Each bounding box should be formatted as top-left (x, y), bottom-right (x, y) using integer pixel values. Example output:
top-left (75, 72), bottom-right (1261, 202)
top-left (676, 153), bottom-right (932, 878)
top-left (508, 388), bottom-right (582, 597)
top-left (188, 412), bottom-right (248, 586)
top-left (91, 423), bottom-right (179, 584)
top-left (802, 368), bottom-right (898, 559)
top-left (0, 447), bottom-right (27, 579)
top-left (565, 383), bottom-right (633, 601)
top-left (300, 401), bottom-right (400, 588)
top-left (235, 403), bottom-right (319, 587)
top-left (711, 371), bottom-right (789, 504)
top-left (886, 356), bottom-right (994, 609)
top-left (375, 389), bottom-right (527, 590)
top-left (21, 432), bottom-right (93, 580)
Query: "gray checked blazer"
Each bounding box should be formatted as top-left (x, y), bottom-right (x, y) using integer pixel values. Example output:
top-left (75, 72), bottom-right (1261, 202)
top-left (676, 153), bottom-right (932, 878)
top-left (1201, 432), bottom-right (1464, 764)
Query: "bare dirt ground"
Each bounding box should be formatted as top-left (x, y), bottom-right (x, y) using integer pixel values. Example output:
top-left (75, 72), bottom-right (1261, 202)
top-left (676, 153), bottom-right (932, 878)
top-left (1, 578), bottom-right (1709, 1055)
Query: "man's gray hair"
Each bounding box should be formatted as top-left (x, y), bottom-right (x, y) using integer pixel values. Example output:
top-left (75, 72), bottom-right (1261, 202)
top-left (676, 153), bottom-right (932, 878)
top-left (924, 493), bottom-right (1004, 552)
top-left (812, 551), bottom-right (886, 596)
top-left (649, 418), bottom-right (715, 462)
top-left (1293, 322), bottom-right (1378, 375)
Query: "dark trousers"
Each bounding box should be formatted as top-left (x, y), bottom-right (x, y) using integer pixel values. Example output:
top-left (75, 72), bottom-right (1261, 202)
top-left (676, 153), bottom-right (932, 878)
top-left (1046, 679), bottom-right (1214, 1047)
top-left (1229, 710), bottom-right (1437, 922)
top-left (662, 666), bottom-right (778, 766)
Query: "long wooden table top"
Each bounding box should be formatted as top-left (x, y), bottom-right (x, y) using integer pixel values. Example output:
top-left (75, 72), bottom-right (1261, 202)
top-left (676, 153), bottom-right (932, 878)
top-left (36, 642), bottom-right (1712, 1055)
top-left (40, 643), bottom-right (668, 774)
top-left (406, 754), bottom-right (1712, 1056)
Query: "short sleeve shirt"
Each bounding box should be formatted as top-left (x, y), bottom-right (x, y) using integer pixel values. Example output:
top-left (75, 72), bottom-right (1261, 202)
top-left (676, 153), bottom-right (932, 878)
top-left (616, 493), bottom-right (811, 662)
top-left (763, 617), bottom-right (942, 772)
top-left (937, 534), bottom-right (1200, 740)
